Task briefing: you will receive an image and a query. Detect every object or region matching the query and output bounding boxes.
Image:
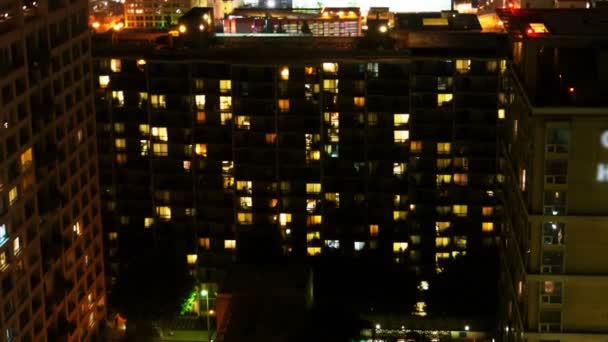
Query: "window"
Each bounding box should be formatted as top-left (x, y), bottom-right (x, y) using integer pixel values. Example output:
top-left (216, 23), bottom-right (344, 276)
top-left (353, 97), bottom-right (365, 108)
top-left (186, 254), bottom-right (198, 265)
top-left (13, 237), bottom-right (20, 254)
top-left (304, 66), bottom-right (316, 75)
top-left (139, 124), bottom-right (150, 136)
top-left (354, 241), bottom-right (365, 251)
top-left (436, 221), bottom-right (450, 232)
top-left (437, 142), bottom-right (451, 154)
top-left (112, 91), bottom-right (124, 106)
top-left (394, 114), bottom-right (409, 126)
top-left (306, 150), bottom-right (320, 162)
top-left (436, 174), bottom-right (451, 186)
top-left (98, 75), bottom-right (110, 88)
top-left (541, 281), bottom-right (562, 304)
top-left (139, 140), bottom-right (149, 156)
top-left (455, 59), bottom-right (471, 74)
top-left (542, 251), bottom-right (564, 274)
top-left (0, 252), bottom-right (6, 269)
top-left (156, 206), bottom-right (171, 220)
top-left (220, 113), bottom-right (232, 125)
top-left (393, 163), bottom-right (407, 177)
top-left (307, 215), bottom-right (322, 225)
top-left (546, 127), bottom-right (570, 153)
top-left (114, 138), bottom-right (126, 150)
top-left (436, 158), bottom-right (451, 170)
top-left (139, 92), bottom-right (148, 106)
top-left (545, 160), bottom-right (568, 184)
top-left (410, 141), bottom-right (422, 153)
top-left (196, 111), bottom-right (206, 124)
top-left (436, 237), bottom-right (450, 247)
top-left (199, 238), bottom-right (210, 250)
top-left (151, 127), bottom-right (168, 141)
top-left (394, 130), bottom-right (410, 143)
top-left (220, 96), bottom-right (232, 111)
top-left (388, 242), bottom-right (407, 253)
top-left (265, 133), bottom-right (276, 145)
top-left (543, 222), bottom-right (565, 245)
top-left (307, 247), bottom-right (321, 256)
top-left (236, 116), bottom-right (250, 130)
top-left (306, 183), bottom-right (321, 194)
top-left (0, 225), bottom-right (7, 245)
top-left (325, 192), bottom-right (339, 207)
top-left (482, 222), bottom-right (494, 232)
top-left (453, 205), bottom-right (468, 217)
top-left (367, 112), bottom-right (377, 127)
top-left (322, 62), bottom-right (338, 74)
top-left (9, 187), bottom-right (18, 206)
top-left (150, 95), bottom-right (166, 109)
top-left (323, 79), bottom-right (338, 93)
top-left (108, 232), bottom-right (118, 241)
top-left (325, 240), bottom-right (339, 249)
top-left (236, 180), bottom-right (252, 194)
top-left (144, 217), bottom-right (154, 228)
top-left (369, 224), bottom-right (379, 237)
top-left (482, 207), bottom-right (494, 217)
top-left (278, 99), bottom-right (289, 113)
top-left (110, 59), bottom-right (121, 72)
top-left (307, 231), bottom-right (320, 242)
top-left (393, 211), bottom-right (407, 221)
top-left (195, 95), bottom-right (205, 109)
top-left (195, 144), bottom-right (207, 157)
top-left (20, 148), bottom-right (32, 171)
top-left (437, 93), bottom-right (453, 107)
top-left (539, 310), bottom-right (561, 332)
top-left (520, 168), bottom-right (527, 192)
top-left (279, 213), bottom-right (292, 226)
top-left (153, 143), bottom-right (168, 156)
top-left (453, 157), bottom-right (468, 170)
top-left (237, 212), bottom-right (252, 224)
top-left (114, 123), bottom-right (125, 133)
top-left (543, 191), bottom-right (566, 216)
top-left (453, 173), bottom-right (468, 185)
top-left (498, 108), bottom-right (505, 119)
top-left (437, 76), bottom-right (452, 91)
top-left (279, 66), bottom-right (289, 80)
top-left (454, 236), bottom-right (467, 248)
top-left (219, 80), bottom-right (232, 93)
top-left (224, 240), bottom-right (236, 249)
top-left (195, 79), bottom-right (204, 91)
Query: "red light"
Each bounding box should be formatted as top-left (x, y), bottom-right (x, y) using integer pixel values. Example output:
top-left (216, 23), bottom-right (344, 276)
top-left (568, 87), bottom-right (575, 93)
top-left (526, 28), bottom-right (534, 35)
top-left (508, 2), bottom-right (514, 8)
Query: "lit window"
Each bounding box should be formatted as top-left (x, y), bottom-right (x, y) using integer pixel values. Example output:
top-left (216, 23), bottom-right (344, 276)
top-left (0, 225), bottom-right (7, 245)
top-left (110, 59), bottom-right (121, 72)
top-left (150, 95), bottom-right (166, 109)
top-left (0, 252), bottom-right (6, 269)
top-left (394, 130), bottom-right (410, 143)
top-left (236, 116), bottom-right (251, 130)
top-left (156, 206), bottom-right (171, 220)
top-left (325, 192), bottom-right (339, 207)
top-left (453, 157), bottom-right (468, 170)
top-left (482, 207), bottom-right (494, 217)
top-left (20, 148), bottom-right (32, 171)
top-left (108, 232), bottom-right (118, 241)
top-left (435, 237), bottom-right (450, 247)
top-left (144, 217), bottom-right (154, 228)
top-left (436, 174), bottom-right (451, 185)
top-left (236, 180), bottom-right (252, 194)
top-left (139, 92), bottom-right (148, 106)
top-left (114, 123), bottom-right (125, 133)
top-left (354, 97), bottom-right (365, 108)
top-left (322, 62), bottom-right (338, 74)
top-left (195, 95), bottom-right (206, 110)
top-left (436, 221), bottom-right (450, 233)
top-left (224, 239), bottom-right (236, 250)
top-left (112, 91), bottom-right (124, 106)
top-left (455, 59), bottom-right (471, 74)
top-left (323, 79), bottom-right (338, 93)
top-left (265, 133), bottom-right (276, 145)
top-left (237, 212), bottom-right (253, 225)
top-left (195, 144), bottom-right (207, 157)
top-left (307, 247), bottom-right (321, 256)
top-left (13, 237), bottom-right (21, 254)
top-left (370, 224), bottom-right (379, 237)
top-left (325, 240), bottom-right (340, 249)
top-left (219, 80), bottom-right (232, 93)
top-left (498, 108), bottom-right (505, 119)
top-left (220, 113), bottom-right (232, 125)
top-left (482, 222), bottom-right (494, 232)
top-left (410, 141), bottom-right (422, 153)
top-left (304, 66), bottom-right (316, 75)
top-left (306, 150), bottom-right (321, 162)
top-left (437, 142), bottom-right (451, 154)
top-left (393, 211), bottom-right (407, 221)
top-left (151, 127), bottom-right (168, 141)
top-left (453, 205), bottom-right (468, 217)
top-left (9, 187), bottom-right (18, 206)
top-left (307, 231), bottom-right (320, 242)
top-left (393, 242), bottom-right (408, 252)
top-left (453, 173), bottom-right (468, 185)
top-left (98, 75), bottom-right (110, 88)
top-left (279, 66), bottom-right (289, 81)
top-left (437, 76), bottom-right (452, 91)
top-left (187, 254), bottom-right (198, 265)
top-left (520, 169), bottom-right (527, 192)
top-left (306, 183), bottom-right (321, 194)
top-left (197, 111), bottom-right (206, 123)
top-left (529, 22), bottom-right (549, 34)
top-left (115, 138), bottom-right (126, 150)
top-left (278, 99), bottom-right (290, 113)
top-left (354, 241), bottom-right (365, 251)
top-left (185, 208), bottom-right (195, 216)
top-left (199, 238), bottom-right (210, 250)
top-left (436, 158), bottom-right (451, 170)
top-left (394, 114), bottom-right (409, 126)
top-left (437, 93), bottom-right (453, 107)
top-left (367, 112), bottom-right (378, 127)
top-left (454, 236), bottom-right (467, 249)
top-left (307, 215), bottom-right (322, 225)
top-left (139, 124), bottom-right (150, 136)
top-left (239, 197), bottom-right (252, 209)
top-left (279, 213), bottom-right (292, 226)
top-left (393, 163), bottom-right (407, 177)
top-left (153, 143), bottom-right (168, 156)
top-left (220, 96), bottom-right (232, 111)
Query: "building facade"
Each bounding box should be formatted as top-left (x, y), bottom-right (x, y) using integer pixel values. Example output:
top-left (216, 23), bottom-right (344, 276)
top-left (498, 8), bottom-right (608, 342)
top-left (0, 0), bottom-right (107, 340)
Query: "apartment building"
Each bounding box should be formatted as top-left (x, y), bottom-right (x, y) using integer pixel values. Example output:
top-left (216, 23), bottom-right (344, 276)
top-left (0, 0), bottom-right (106, 339)
top-left (498, 8), bottom-right (608, 342)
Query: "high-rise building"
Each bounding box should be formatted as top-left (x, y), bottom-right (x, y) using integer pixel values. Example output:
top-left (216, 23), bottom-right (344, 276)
top-left (0, 0), bottom-right (106, 340)
top-left (93, 13), bottom-right (506, 336)
top-left (498, 8), bottom-right (608, 342)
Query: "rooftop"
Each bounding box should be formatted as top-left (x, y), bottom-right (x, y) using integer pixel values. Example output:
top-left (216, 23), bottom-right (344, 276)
top-left (497, 8), bottom-right (608, 35)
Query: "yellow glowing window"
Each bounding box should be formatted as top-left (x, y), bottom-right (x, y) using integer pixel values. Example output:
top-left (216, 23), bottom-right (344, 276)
top-left (482, 207), bottom-right (494, 217)
top-left (139, 92), bottom-right (148, 105)
top-left (436, 221), bottom-right (450, 232)
top-left (199, 238), bottom-right (210, 249)
top-left (224, 239), bottom-right (236, 249)
top-left (529, 22), bottom-right (549, 33)
top-left (110, 59), bottom-right (121, 72)
top-left (20, 148), bottom-right (32, 171)
top-left (423, 17), bottom-right (448, 26)
top-left (306, 183), bottom-right (321, 194)
top-left (455, 236), bottom-right (467, 249)
top-left (307, 231), bottom-right (320, 242)
top-left (195, 144), bottom-right (207, 157)
top-left (482, 222), bottom-right (494, 232)
top-left (498, 108), bottom-right (505, 119)
top-left (151, 127), bottom-right (168, 141)
top-left (520, 169), bottom-right (527, 191)
top-left (393, 242), bottom-right (409, 252)
top-left (437, 158), bottom-right (451, 169)
top-left (237, 212), bottom-right (253, 225)
top-left (236, 180), bottom-right (252, 193)
top-left (221, 113), bottom-right (232, 125)
top-left (410, 141), bottom-right (422, 153)
top-left (437, 142), bottom-right (451, 154)
top-left (115, 139), bottom-right (126, 150)
top-left (323, 79), bottom-right (338, 93)
top-left (307, 215), bottom-right (322, 225)
top-left (13, 237), bottom-right (20, 254)
top-left (325, 193), bottom-right (339, 207)
top-left (139, 124), bottom-right (150, 135)
top-left (153, 143), bottom-right (168, 156)
top-left (144, 217), bottom-right (154, 228)
top-left (304, 66), bottom-right (316, 75)
top-left (109, 232), bottom-right (118, 241)
top-left (265, 133), bottom-right (276, 145)
top-left (453, 173), bottom-right (468, 185)
top-left (453, 157), bottom-right (469, 170)
top-left (223, 176), bottom-right (234, 190)
top-left (195, 95), bottom-right (206, 109)
top-left (307, 247), bottom-right (322, 256)
top-left (279, 213), bottom-right (292, 226)
top-left (436, 174), bottom-right (451, 185)
top-left (394, 130), bottom-right (410, 143)
top-left (322, 62), bottom-right (338, 74)
top-left (436, 237), bottom-right (450, 247)
top-left (98, 75), bottom-right (110, 88)
top-left (370, 224), bottom-right (379, 236)
top-left (455, 59), bottom-right (471, 74)
top-left (453, 205), bottom-right (468, 217)
top-left (236, 116), bottom-right (250, 130)
top-left (393, 163), bottom-right (407, 176)
top-left (279, 66), bottom-right (289, 81)
top-left (151, 95), bottom-right (166, 109)
top-left (394, 114), bottom-right (410, 126)
top-left (278, 99), bottom-right (290, 113)
top-left (393, 211), bottom-right (407, 221)
top-left (437, 94), bottom-right (453, 107)
top-left (219, 80), bottom-right (232, 93)
top-left (9, 187), bottom-right (18, 206)
top-left (220, 96), bottom-right (232, 111)
top-left (186, 254), bottom-right (198, 265)
top-left (436, 252), bottom-right (450, 261)
top-left (112, 91), bottom-right (124, 106)
top-left (116, 153), bottom-right (127, 164)
top-left (156, 206), bottom-right (171, 220)
top-left (354, 97), bottom-right (365, 108)
top-left (114, 123), bottom-right (125, 133)
top-left (306, 150), bottom-right (321, 162)
top-left (197, 111), bottom-right (206, 123)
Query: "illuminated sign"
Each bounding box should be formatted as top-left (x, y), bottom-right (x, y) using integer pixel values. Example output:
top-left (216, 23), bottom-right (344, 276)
top-left (597, 131), bottom-right (608, 182)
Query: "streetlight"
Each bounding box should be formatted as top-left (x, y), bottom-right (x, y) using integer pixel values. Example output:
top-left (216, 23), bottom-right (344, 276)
top-left (200, 289), bottom-right (211, 342)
